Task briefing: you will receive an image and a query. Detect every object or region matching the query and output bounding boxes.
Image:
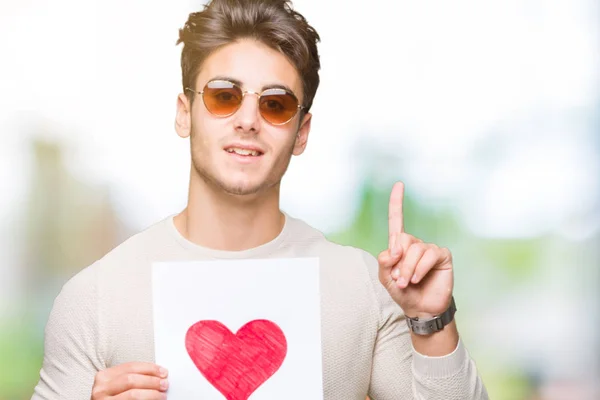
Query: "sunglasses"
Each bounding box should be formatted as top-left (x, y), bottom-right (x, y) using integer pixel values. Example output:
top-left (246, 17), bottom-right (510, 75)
top-left (186, 80), bottom-right (305, 126)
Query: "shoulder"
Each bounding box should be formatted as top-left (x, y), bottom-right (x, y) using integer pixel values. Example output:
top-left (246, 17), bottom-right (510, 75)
top-left (286, 213), bottom-right (378, 275)
top-left (53, 216), bottom-right (173, 304)
top-left (286, 214), bottom-right (400, 319)
top-left (97, 216), bottom-right (175, 269)
top-left (286, 214), bottom-right (384, 296)
top-left (52, 259), bottom-right (100, 315)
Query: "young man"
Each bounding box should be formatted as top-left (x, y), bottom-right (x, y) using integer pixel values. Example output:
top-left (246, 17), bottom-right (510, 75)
top-left (32, 0), bottom-right (488, 399)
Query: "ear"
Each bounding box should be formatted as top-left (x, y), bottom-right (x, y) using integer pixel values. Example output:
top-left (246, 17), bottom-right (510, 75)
top-left (292, 112), bottom-right (312, 156)
top-left (175, 92), bottom-right (192, 138)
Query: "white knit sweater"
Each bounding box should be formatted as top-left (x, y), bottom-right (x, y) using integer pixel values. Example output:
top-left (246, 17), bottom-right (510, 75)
top-left (32, 213), bottom-right (488, 400)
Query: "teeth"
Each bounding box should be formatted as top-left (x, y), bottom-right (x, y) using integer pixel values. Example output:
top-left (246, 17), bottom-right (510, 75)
top-left (227, 148), bottom-right (260, 156)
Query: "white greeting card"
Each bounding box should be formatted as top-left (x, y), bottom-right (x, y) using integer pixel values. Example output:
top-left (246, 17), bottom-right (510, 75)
top-left (152, 258), bottom-right (323, 400)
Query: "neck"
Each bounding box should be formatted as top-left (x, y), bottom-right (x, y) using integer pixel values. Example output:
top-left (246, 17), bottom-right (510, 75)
top-left (174, 173), bottom-right (285, 252)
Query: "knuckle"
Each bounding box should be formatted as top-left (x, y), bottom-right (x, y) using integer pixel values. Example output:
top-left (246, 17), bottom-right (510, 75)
top-left (405, 233), bottom-right (422, 243)
top-left (408, 235), bottom-right (422, 246)
top-left (425, 246), bottom-right (437, 257)
top-left (95, 370), bottom-right (107, 384)
top-left (126, 373), bottom-right (137, 388)
top-left (129, 389), bottom-right (143, 400)
top-left (409, 242), bottom-right (425, 255)
top-left (445, 248), bottom-right (453, 261)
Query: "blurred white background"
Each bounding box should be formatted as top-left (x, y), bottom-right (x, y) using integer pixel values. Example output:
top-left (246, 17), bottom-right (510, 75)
top-left (1, 0), bottom-right (598, 399)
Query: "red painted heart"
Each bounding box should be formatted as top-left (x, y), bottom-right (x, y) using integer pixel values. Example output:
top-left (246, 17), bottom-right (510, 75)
top-left (185, 319), bottom-right (287, 400)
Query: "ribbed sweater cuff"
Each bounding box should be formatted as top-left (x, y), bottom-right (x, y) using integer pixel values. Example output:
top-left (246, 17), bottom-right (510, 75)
top-left (412, 339), bottom-right (466, 378)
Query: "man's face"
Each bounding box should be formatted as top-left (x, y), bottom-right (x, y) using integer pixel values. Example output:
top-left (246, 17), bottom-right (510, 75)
top-left (175, 39), bottom-right (312, 197)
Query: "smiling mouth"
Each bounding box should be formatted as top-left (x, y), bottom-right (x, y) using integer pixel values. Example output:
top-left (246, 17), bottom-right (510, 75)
top-left (225, 147), bottom-right (263, 157)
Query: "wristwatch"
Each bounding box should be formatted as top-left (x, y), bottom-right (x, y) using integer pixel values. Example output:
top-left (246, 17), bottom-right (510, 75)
top-left (405, 297), bottom-right (456, 335)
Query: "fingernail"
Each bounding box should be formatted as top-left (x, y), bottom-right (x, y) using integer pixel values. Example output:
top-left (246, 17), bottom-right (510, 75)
top-left (159, 367), bottom-right (168, 378)
top-left (391, 269), bottom-right (399, 279)
top-left (411, 274), bottom-right (418, 283)
top-left (160, 379), bottom-right (169, 390)
top-left (398, 277), bottom-right (407, 287)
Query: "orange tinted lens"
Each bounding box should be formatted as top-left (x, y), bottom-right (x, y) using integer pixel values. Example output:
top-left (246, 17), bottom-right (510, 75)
top-left (203, 81), bottom-right (243, 116)
top-left (259, 90), bottom-right (299, 124)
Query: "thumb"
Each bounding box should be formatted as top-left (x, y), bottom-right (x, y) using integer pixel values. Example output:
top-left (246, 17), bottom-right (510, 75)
top-left (378, 246), bottom-right (403, 271)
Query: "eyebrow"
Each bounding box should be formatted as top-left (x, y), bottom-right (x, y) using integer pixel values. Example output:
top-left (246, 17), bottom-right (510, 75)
top-left (210, 75), bottom-right (296, 95)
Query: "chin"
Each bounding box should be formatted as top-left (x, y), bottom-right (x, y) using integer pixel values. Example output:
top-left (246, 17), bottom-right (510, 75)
top-left (221, 175), bottom-right (282, 197)
top-left (221, 183), bottom-right (262, 196)
top-left (192, 159), bottom-right (281, 197)
top-left (209, 174), bottom-right (265, 196)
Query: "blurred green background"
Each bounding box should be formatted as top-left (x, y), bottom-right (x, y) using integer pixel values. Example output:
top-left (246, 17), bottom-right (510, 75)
top-left (1, 0), bottom-right (599, 399)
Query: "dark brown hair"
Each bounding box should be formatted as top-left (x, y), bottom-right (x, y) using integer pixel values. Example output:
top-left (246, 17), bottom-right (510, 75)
top-left (176, 0), bottom-right (321, 111)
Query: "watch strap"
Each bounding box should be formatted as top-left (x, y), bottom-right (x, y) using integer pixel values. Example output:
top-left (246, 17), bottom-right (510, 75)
top-left (406, 297), bottom-right (457, 335)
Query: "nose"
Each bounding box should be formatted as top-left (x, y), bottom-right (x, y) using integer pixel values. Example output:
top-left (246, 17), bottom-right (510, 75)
top-left (232, 91), bottom-right (261, 134)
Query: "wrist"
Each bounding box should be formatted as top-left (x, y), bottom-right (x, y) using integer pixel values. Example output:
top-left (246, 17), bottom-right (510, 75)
top-left (403, 296), bottom-right (454, 320)
top-left (411, 320), bottom-right (460, 357)
top-left (405, 311), bottom-right (436, 320)
top-left (405, 297), bottom-right (456, 336)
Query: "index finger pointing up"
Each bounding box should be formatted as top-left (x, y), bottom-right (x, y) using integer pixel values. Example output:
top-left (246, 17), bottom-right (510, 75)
top-left (388, 182), bottom-right (405, 241)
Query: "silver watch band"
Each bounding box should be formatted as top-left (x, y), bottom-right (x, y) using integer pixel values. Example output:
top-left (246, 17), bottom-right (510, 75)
top-left (406, 297), bottom-right (457, 335)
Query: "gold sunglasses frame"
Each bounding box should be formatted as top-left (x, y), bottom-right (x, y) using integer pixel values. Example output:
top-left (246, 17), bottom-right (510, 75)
top-left (185, 80), bottom-right (305, 126)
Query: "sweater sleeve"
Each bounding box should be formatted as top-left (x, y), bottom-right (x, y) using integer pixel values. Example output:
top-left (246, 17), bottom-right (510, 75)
top-left (362, 251), bottom-right (489, 400)
top-left (31, 264), bottom-right (104, 400)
